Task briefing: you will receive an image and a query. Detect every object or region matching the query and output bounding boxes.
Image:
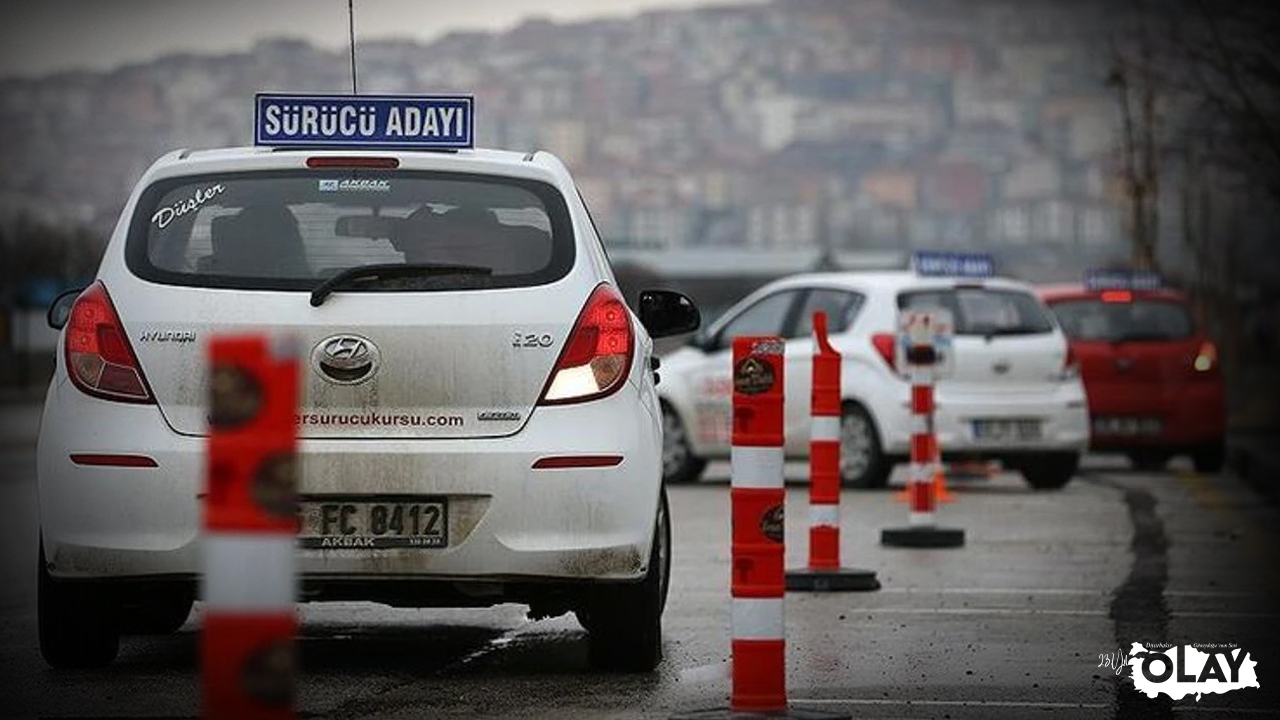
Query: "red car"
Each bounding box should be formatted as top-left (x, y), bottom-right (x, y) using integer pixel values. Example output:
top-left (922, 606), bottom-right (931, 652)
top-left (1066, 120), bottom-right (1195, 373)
top-left (1039, 277), bottom-right (1225, 472)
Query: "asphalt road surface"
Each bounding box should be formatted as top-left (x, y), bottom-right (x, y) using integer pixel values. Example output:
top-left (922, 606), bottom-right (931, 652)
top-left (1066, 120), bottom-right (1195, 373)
top-left (2, 402), bottom-right (1279, 719)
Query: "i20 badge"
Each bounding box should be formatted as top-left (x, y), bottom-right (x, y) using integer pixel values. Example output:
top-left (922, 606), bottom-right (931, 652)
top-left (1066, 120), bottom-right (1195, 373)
top-left (312, 334), bottom-right (380, 385)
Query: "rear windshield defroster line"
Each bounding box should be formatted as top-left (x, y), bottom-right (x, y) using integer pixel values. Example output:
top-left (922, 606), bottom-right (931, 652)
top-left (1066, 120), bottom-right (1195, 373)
top-left (125, 168), bottom-right (575, 293)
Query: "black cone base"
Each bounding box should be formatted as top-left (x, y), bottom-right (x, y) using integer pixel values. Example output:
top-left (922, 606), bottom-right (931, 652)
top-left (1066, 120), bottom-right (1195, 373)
top-left (785, 566), bottom-right (881, 592)
top-left (880, 526), bottom-right (965, 548)
top-left (672, 707), bottom-right (851, 720)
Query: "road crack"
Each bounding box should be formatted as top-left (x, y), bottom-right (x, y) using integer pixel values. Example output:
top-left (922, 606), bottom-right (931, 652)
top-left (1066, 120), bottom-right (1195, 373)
top-left (1083, 474), bottom-right (1174, 720)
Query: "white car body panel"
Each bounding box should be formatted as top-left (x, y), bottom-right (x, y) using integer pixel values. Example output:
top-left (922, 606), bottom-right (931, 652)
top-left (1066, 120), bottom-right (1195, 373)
top-left (37, 146), bottom-right (663, 584)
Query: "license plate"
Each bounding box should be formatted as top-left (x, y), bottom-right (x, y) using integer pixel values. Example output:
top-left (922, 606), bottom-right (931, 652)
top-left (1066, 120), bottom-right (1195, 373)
top-left (972, 418), bottom-right (1042, 442)
top-left (298, 499), bottom-right (448, 549)
top-left (1092, 416), bottom-right (1162, 436)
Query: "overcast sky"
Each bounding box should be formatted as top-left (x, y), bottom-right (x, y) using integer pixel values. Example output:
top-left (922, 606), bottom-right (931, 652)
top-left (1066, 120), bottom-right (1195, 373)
top-left (0, 0), bottom-right (761, 78)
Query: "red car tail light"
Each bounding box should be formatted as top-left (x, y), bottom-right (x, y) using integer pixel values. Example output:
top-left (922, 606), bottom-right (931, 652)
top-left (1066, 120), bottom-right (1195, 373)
top-left (64, 282), bottom-right (154, 403)
top-left (1060, 344), bottom-right (1080, 380)
top-left (871, 333), bottom-right (896, 370)
top-left (539, 284), bottom-right (634, 405)
top-left (1100, 290), bottom-right (1132, 303)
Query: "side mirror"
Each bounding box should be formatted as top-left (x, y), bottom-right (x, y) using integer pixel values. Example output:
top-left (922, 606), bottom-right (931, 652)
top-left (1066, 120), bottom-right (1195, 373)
top-left (638, 289), bottom-right (701, 339)
top-left (47, 288), bottom-right (84, 330)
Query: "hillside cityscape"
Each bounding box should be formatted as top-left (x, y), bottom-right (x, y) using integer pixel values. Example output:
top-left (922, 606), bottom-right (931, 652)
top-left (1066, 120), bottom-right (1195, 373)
top-left (0, 0), bottom-right (1178, 281)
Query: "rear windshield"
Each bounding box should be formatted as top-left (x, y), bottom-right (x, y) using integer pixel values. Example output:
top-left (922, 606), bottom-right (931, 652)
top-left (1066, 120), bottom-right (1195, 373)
top-left (898, 287), bottom-right (1055, 336)
top-left (127, 170), bottom-right (574, 291)
top-left (1047, 299), bottom-right (1195, 341)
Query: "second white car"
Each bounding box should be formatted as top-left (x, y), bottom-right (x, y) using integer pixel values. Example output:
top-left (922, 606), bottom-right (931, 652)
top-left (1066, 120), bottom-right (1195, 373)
top-left (659, 266), bottom-right (1089, 489)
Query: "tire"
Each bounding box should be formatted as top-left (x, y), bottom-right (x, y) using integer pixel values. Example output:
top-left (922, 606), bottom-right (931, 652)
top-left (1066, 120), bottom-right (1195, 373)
top-left (1192, 444), bottom-right (1226, 474)
top-left (1127, 451), bottom-right (1171, 472)
top-left (38, 538), bottom-right (120, 668)
top-left (661, 401), bottom-right (706, 485)
top-left (578, 487), bottom-right (669, 672)
top-left (118, 586), bottom-right (195, 635)
top-left (839, 402), bottom-right (892, 489)
top-left (1020, 452), bottom-right (1079, 490)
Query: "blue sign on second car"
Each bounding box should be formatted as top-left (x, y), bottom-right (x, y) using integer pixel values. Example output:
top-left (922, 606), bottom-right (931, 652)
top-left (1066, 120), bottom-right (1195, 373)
top-left (1084, 269), bottom-right (1162, 291)
top-left (255, 94), bottom-right (474, 149)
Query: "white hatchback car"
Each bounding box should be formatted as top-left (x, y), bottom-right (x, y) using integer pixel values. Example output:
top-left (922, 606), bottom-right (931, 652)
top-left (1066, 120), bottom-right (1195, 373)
top-left (659, 269), bottom-right (1089, 489)
top-left (37, 136), bottom-right (699, 670)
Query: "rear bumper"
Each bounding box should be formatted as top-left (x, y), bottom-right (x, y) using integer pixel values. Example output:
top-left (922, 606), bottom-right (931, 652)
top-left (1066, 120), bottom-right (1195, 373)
top-left (876, 382), bottom-right (1090, 456)
top-left (37, 377), bottom-right (662, 584)
top-left (1086, 379), bottom-right (1225, 451)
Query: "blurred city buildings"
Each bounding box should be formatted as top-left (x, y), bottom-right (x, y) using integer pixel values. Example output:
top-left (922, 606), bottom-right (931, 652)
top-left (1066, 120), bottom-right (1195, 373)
top-left (0, 0), bottom-right (1265, 287)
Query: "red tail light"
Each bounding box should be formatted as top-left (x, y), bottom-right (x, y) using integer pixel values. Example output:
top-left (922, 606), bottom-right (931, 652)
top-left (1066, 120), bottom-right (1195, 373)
top-left (871, 333), bottom-right (896, 370)
top-left (1100, 290), bottom-right (1132, 303)
top-left (64, 282), bottom-right (154, 403)
top-left (539, 284), bottom-right (634, 405)
top-left (1061, 344), bottom-right (1080, 380)
top-left (1193, 341), bottom-right (1218, 375)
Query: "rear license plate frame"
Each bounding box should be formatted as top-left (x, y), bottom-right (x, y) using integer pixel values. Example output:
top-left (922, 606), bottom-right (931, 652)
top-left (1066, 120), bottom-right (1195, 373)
top-left (1092, 416), bottom-right (1163, 436)
top-left (972, 418), bottom-right (1043, 442)
top-left (297, 498), bottom-right (448, 549)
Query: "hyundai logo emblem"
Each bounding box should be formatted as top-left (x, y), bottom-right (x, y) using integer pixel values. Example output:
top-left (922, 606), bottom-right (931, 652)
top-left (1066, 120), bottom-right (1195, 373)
top-left (312, 334), bottom-right (380, 384)
top-left (992, 359), bottom-right (1011, 375)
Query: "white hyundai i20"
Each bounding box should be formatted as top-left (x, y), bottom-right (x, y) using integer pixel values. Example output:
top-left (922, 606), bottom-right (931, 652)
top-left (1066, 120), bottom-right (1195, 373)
top-left (36, 105), bottom-right (699, 670)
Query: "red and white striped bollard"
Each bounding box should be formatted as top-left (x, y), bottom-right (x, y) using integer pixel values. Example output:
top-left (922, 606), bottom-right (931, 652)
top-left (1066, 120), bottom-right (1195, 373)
top-left (881, 333), bottom-right (964, 548)
top-left (203, 335), bottom-right (299, 720)
top-left (785, 311), bottom-right (879, 592)
top-left (672, 336), bottom-right (848, 720)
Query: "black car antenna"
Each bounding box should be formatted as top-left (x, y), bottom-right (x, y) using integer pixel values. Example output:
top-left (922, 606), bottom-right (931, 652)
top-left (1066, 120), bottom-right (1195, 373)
top-left (347, 0), bottom-right (359, 94)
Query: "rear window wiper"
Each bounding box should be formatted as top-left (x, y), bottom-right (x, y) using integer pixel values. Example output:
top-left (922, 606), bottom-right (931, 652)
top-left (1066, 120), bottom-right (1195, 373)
top-left (310, 262), bottom-right (494, 307)
top-left (1109, 331), bottom-right (1178, 343)
top-left (969, 326), bottom-right (1049, 339)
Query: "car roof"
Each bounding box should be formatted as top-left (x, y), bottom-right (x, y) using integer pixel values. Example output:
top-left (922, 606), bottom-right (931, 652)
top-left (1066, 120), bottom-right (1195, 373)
top-left (140, 145), bottom-right (571, 184)
top-left (759, 270), bottom-right (1038, 296)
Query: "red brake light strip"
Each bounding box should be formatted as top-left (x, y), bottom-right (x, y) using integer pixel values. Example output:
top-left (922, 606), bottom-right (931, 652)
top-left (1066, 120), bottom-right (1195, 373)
top-left (306, 156), bottom-right (399, 169)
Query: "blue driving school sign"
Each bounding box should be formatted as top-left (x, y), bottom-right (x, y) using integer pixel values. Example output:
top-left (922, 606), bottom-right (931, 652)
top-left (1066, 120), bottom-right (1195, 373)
top-left (911, 250), bottom-right (996, 278)
top-left (1084, 269), bottom-right (1163, 291)
top-left (254, 94), bottom-right (474, 149)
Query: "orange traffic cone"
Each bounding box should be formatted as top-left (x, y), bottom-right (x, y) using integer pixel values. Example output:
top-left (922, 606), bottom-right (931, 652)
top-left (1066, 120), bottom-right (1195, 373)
top-left (933, 462), bottom-right (956, 503)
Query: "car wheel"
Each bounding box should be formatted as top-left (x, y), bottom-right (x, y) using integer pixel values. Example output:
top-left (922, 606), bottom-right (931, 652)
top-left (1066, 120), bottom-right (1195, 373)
top-left (1127, 451), bottom-right (1171, 472)
top-left (38, 537), bottom-right (120, 668)
top-left (839, 402), bottom-right (891, 489)
top-left (578, 486), bottom-right (669, 672)
top-left (661, 402), bottom-right (707, 484)
top-left (1020, 452), bottom-right (1079, 490)
top-left (1192, 444), bottom-right (1226, 474)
